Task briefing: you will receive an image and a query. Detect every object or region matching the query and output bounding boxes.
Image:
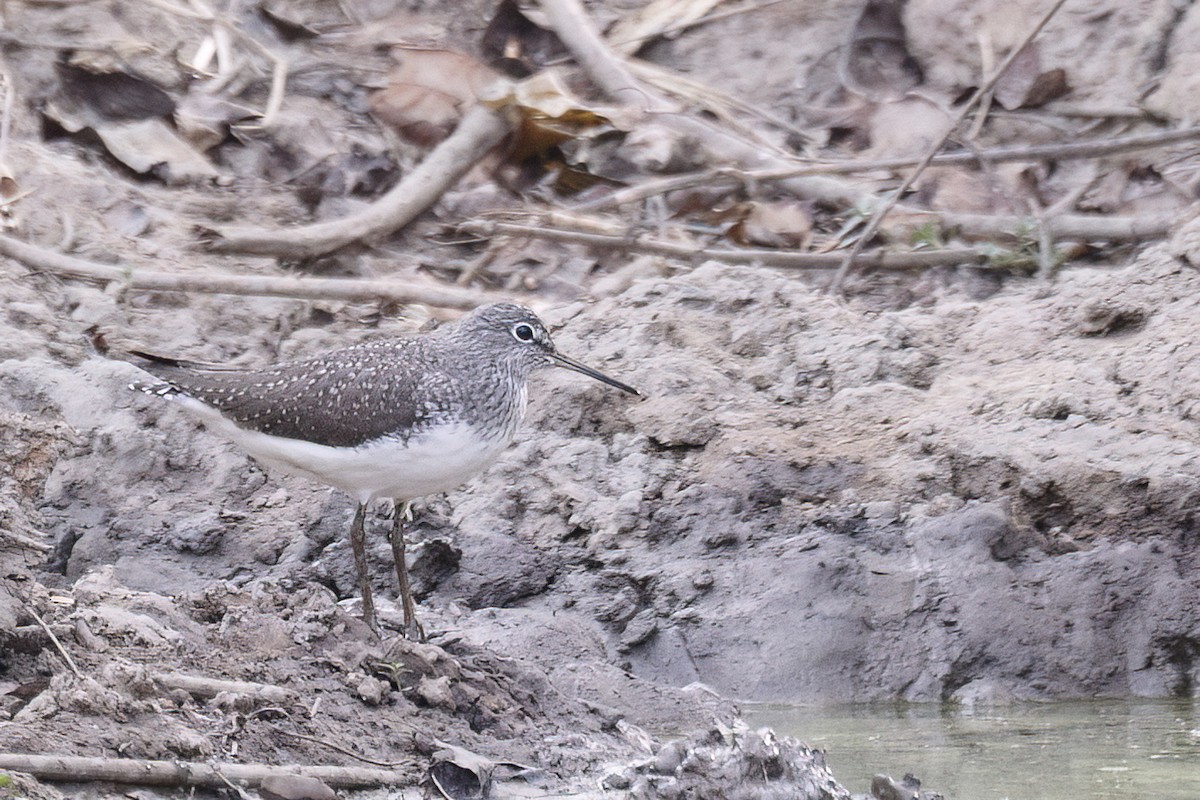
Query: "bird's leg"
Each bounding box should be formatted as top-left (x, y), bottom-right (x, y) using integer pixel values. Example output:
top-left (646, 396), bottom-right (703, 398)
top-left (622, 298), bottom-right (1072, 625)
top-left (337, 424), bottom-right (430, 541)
top-left (349, 501), bottom-right (379, 636)
top-left (389, 501), bottom-right (425, 641)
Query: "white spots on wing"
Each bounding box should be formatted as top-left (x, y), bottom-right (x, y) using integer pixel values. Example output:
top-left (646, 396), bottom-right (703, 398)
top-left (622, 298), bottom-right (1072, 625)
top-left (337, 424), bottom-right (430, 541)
top-left (133, 381), bottom-right (180, 398)
top-left (136, 331), bottom-right (542, 451)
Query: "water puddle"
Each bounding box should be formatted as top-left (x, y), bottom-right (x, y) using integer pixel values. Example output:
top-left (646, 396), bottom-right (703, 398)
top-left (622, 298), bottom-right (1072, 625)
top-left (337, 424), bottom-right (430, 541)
top-left (744, 698), bottom-right (1200, 799)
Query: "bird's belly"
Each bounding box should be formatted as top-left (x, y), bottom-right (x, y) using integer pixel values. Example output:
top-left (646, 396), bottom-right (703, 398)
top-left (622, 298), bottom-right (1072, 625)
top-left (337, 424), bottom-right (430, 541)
top-left (177, 397), bottom-right (514, 502)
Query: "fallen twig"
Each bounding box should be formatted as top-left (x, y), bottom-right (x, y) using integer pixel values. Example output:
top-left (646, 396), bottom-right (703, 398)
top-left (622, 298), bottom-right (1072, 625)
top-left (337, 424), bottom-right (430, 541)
top-left (577, 126), bottom-right (1200, 211)
top-left (265, 723), bottom-right (407, 768)
top-left (462, 209), bottom-right (1170, 270)
top-left (540, 0), bottom-right (1153, 288)
top-left (20, 599), bottom-right (83, 680)
top-left (0, 526), bottom-right (51, 552)
top-left (966, 31), bottom-right (997, 141)
top-left (607, 0), bottom-right (786, 56)
top-left (148, 0), bottom-right (288, 124)
top-left (0, 753), bottom-right (410, 789)
top-left (225, 25), bottom-right (288, 125)
top-left (204, 104), bottom-right (512, 258)
top-left (923, 210), bottom-right (1171, 241)
top-left (460, 219), bottom-right (987, 270)
top-left (153, 672), bottom-right (298, 704)
top-left (542, 0), bottom-right (673, 113)
top-left (608, 2), bottom-right (809, 149)
top-left (0, 233), bottom-right (499, 310)
top-left (539, 0), bottom-right (862, 206)
top-left (627, 60), bottom-right (803, 153)
top-left (0, 56), bottom-right (14, 162)
top-left (1049, 104), bottom-right (1155, 120)
top-left (830, 0), bottom-right (1072, 292)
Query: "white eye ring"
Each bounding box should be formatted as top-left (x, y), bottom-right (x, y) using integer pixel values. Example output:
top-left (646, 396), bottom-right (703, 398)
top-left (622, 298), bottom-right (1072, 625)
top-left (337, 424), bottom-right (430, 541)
top-left (513, 323), bottom-right (536, 342)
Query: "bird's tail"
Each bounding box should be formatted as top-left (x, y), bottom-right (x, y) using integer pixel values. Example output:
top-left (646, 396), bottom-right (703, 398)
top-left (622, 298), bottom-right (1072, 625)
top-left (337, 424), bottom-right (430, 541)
top-left (125, 350), bottom-right (230, 398)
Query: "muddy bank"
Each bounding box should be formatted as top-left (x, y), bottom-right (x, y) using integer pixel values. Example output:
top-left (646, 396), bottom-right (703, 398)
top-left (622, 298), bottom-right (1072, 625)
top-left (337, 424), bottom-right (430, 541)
top-left (0, 567), bottom-right (849, 799)
top-left (15, 247), bottom-right (1200, 712)
top-left (447, 255), bottom-right (1200, 704)
top-left (7, 248), bottom-right (1200, 799)
top-left (4, 0), bottom-right (1200, 796)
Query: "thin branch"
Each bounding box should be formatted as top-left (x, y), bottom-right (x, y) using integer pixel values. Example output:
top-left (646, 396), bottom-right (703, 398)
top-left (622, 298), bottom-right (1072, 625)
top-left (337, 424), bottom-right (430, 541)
top-left (607, 0), bottom-right (788, 56)
top-left (0, 234), bottom-right (500, 310)
top-left (460, 208), bottom-right (1171, 272)
top-left (460, 219), bottom-right (987, 270)
top-left (925, 210), bottom-right (1171, 241)
top-left (576, 125), bottom-right (1200, 211)
top-left (20, 599), bottom-right (83, 679)
top-left (0, 56), bottom-right (14, 161)
top-left (965, 30), bottom-right (996, 141)
top-left (0, 526), bottom-right (51, 552)
top-left (830, 0), bottom-right (1073, 293)
top-left (430, 770), bottom-right (456, 800)
top-left (153, 672), bottom-right (298, 704)
top-left (607, 0), bottom-right (726, 57)
top-left (1049, 104), bottom-right (1156, 120)
top-left (204, 104), bottom-right (512, 257)
top-left (222, 24), bottom-right (289, 125)
top-left (213, 769), bottom-right (254, 800)
top-left (627, 60), bottom-right (803, 154)
top-left (541, 0), bottom-right (675, 112)
top-left (550, 0), bottom-right (806, 143)
top-left (264, 723), bottom-right (407, 768)
top-left (144, 0), bottom-right (289, 123)
top-left (539, 0), bottom-right (862, 207)
top-left (0, 754), bottom-right (410, 789)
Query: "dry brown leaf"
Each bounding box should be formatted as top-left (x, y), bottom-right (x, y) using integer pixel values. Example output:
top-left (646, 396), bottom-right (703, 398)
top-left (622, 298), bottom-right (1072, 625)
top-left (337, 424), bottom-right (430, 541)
top-left (429, 741), bottom-right (495, 800)
top-left (615, 121), bottom-right (708, 174)
top-left (45, 101), bottom-right (218, 184)
top-left (841, 0), bottom-right (923, 101)
top-left (1103, 166), bottom-right (1185, 219)
top-left (509, 106), bottom-right (611, 161)
top-left (94, 119), bottom-right (220, 184)
top-left (44, 58), bottom-right (219, 184)
top-left (1079, 165), bottom-right (1136, 214)
top-left (728, 200), bottom-right (814, 249)
top-left (918, 163), bottom-right (1029, 215)
top-left (664, 184), bottom-right (741, 218)
top-left (500, 68), bottom-right (625, 124)
top-left (0, 163), bottom-right (19, 204)
top-left (0, 160), bottom-right (21, 232)
top-left (259, 0), bottom-right (324, 40)
top-left (369, 48), bottom-right (501, 146)
top-left (993, 42), bottom-right (1070, 110)
top-left (57, 63), bottom-right (174, 122)
top-left (876, 207), bottom-right (943, 243)
top-left (485, 71), bottom-right (630, 193)
top-left (174, 92), bottom-right (258, 152)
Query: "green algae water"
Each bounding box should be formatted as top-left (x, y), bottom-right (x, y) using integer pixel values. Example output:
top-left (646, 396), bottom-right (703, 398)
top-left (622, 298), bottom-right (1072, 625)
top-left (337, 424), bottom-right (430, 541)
top-left (745, 699), bottom-right (1200, 799)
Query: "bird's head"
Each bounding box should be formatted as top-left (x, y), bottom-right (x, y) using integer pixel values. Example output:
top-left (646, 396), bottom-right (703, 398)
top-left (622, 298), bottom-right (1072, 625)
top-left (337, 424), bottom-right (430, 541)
top-left (456, 303), bottom-right (640, 395)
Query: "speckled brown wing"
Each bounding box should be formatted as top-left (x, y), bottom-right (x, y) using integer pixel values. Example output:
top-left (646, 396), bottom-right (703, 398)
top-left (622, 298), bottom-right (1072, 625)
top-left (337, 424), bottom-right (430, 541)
top-left (131, 340), bottom-right (435, 448)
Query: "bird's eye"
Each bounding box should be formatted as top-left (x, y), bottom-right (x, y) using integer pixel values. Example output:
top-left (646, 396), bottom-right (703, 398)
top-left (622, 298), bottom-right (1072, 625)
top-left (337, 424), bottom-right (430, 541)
top-left (513, 323), bottom-right (536, 342)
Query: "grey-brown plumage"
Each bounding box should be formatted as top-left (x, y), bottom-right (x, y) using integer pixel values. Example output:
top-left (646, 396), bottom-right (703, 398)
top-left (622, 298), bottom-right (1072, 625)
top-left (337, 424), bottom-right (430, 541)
top-left (129, 303), bottom-right (639, 637)
top-left (135, 306), bottom-right (563, 447)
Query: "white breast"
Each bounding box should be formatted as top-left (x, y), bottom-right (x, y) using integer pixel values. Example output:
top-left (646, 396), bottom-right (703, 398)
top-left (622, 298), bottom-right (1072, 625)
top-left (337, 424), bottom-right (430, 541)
top-left (173, 396), bottom-right (517, 503)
